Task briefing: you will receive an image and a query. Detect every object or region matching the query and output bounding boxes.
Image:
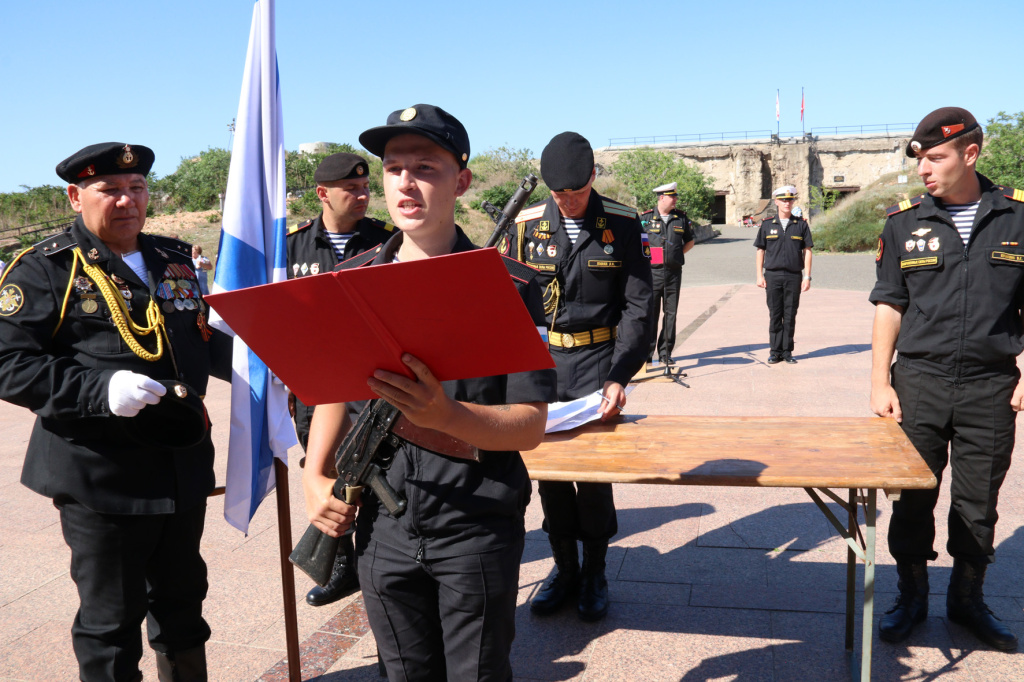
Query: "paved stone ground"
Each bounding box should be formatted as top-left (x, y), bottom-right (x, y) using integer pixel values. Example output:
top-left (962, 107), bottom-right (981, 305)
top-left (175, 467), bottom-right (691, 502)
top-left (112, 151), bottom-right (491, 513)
top-left (2, 230), bottom-right (1023, 681)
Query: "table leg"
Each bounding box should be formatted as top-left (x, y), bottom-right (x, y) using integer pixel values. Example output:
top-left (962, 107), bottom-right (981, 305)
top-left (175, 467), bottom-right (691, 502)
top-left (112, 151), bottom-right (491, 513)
top-left (846, 488), bottom-right (856, 652)
top-left (859, 489), bottom-right (877, 682)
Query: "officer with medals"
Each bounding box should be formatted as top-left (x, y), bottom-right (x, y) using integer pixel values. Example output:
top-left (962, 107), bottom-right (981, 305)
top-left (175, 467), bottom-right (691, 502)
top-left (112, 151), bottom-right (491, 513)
top-left (503, 132), bottom-right (653, 621)
top-left (0, 143), bottom-right (232, 681)
top-left (754, 185), bottom-right (813, 363)
top-left (301, 104), bottom-right (556, 680)
top-left (640, 182), bottom-right (695, 366)
top-left (871, 107), bottom-right (1024, 650)
top-left (285, 152), bottom-right (394, 607)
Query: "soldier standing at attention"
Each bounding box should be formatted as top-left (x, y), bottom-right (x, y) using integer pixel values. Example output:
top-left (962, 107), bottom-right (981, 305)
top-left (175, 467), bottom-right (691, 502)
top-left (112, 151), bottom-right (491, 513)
top-left (871, 107), bottom-right (1022, 650)
top-left (754, 185), bottom-right (813, 364)
top-left (503, 131), bottom-right (653, 621)
top-left (285, 152), bottom-right (394, 607)
top-left (640, 182), bottom-right (694, 366)
top-left (0, 142), bottom-right (233, 681)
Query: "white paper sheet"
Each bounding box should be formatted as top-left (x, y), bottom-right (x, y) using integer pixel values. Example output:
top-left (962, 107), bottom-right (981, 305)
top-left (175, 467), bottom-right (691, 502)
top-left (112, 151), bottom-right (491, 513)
top-left (544, 386), bottom-right (636, 434)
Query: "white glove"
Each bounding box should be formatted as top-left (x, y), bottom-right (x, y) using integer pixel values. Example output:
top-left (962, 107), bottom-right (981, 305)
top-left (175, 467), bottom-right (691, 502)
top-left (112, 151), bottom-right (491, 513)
top-left (107, 371), bottom-right (166, 417)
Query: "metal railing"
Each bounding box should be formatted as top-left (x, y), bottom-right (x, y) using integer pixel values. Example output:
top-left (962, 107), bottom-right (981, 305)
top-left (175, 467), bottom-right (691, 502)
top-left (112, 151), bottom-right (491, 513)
top-left (0, 215), bottom-right (76, 247)
top-left (810, 123), bottom-right (915, 136)
top-left (607, 123), bottom-right (916, 148)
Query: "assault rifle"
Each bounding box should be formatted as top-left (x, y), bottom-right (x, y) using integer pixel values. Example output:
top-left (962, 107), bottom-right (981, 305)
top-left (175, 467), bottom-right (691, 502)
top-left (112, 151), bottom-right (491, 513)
top-left (482, 173), bottom-right (538, 248)
top-left (289, 398), bottom-right (479, 586)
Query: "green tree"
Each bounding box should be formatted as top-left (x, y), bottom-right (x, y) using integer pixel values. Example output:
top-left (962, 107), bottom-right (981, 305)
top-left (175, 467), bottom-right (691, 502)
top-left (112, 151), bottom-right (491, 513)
top-left (977, 111), bottom-right (1024, 190)
top-left (0, 184), bottom-right (71, 230)
top-left (160, 148), bottom-right (233, 212)
top-left (610, 148), bottom-right (715, 219)
top-left (808, 185), bottom-right (841, 213)
top-left (469, 147), bottom-right (536, 189)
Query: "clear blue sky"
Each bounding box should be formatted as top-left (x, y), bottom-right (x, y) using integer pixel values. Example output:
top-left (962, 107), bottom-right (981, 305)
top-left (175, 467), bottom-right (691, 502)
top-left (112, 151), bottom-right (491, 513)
top-left (3, 0), bottom-right (1023, 193)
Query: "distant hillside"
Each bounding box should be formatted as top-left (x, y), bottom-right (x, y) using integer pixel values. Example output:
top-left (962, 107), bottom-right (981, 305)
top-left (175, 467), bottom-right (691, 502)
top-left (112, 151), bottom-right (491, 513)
top-left (811, 171), bottom-right (927, 252)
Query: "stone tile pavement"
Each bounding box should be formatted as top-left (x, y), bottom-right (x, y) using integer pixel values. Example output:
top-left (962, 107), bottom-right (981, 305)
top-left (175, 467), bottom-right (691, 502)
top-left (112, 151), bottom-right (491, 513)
top-left (2, 232), bottom-right (1023, 680)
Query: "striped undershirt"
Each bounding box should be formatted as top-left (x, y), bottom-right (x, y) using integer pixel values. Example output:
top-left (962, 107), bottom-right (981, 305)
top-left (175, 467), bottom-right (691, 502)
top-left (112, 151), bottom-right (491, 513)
top-left (943, 200), bottom-right (980, 245)
top-left (325, 231), bottom-right (354, 261)
top-left (563, 218), bottom-right (584, 244)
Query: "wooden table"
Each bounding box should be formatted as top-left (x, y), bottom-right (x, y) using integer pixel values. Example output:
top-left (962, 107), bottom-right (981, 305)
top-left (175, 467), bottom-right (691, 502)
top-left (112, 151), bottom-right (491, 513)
top-left (522, 415), bottom-right (937, 682)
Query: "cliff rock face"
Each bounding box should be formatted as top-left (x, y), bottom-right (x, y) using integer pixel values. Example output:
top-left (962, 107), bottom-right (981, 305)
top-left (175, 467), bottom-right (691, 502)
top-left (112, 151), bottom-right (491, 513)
top-left (595, 134), bottom-right (911, 225)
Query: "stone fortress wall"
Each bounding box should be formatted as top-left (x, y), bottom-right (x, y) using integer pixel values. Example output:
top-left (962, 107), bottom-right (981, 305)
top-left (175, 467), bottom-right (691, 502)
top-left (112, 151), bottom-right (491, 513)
top-left (594, 133), bottom-right (915, 225)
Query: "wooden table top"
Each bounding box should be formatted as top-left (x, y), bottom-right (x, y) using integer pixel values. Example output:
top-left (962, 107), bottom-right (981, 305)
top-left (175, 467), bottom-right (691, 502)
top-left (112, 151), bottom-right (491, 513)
top-left (522, 415), bottom-right (936, 491)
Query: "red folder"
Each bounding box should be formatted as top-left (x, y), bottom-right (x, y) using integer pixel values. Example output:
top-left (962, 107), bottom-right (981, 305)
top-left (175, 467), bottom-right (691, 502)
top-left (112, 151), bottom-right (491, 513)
top-left (205, 248), bottom-right (555, 405)
top-left (650, 246), bottom-right (664, 265)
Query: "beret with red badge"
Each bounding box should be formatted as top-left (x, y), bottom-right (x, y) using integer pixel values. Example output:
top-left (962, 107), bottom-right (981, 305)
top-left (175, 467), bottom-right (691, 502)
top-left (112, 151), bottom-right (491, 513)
top-left (906, 107), bottom-right (980, 158)
top-left (56, 142), bottom-right (155, 183)
top-left (314, 152), bottom-right (370, 183)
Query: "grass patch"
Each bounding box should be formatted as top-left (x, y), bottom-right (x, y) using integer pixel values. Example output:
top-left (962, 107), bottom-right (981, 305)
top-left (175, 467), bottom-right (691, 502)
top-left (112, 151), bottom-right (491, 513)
top-left (812, 171), bottom-right (926, 252)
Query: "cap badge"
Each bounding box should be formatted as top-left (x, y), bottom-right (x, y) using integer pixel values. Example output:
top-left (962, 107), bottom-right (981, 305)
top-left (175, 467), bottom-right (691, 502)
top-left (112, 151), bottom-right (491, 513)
top-left (941, 124), bottom-right (964, 138)
top-left (910, 141), bottom-right (922, 152)
top-left (174, 384), bottom-right (188, 398)
top-left (462, 154), bottom-right (468, 161)
top-left (356, 165), bottom-right (364, 175)
top-left (115, 144), bottom-right (138, 169)
top-left (400, 107), bottom-right (417, 122)
top-left (77, 165), bottom-right (96, 178)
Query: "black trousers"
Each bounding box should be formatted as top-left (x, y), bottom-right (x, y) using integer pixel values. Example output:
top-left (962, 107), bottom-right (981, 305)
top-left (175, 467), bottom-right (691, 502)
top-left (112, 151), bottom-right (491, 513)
top-left (764, 270), bottom-right (802, 355)
top-left (649, 265), bottom-right (682, 361)
top-left (58, 501), bottom-right (210, 682)
top-left (888, 362), bottom-right (1017, 564)
top-left (360, 538), bottom-right (523, 682)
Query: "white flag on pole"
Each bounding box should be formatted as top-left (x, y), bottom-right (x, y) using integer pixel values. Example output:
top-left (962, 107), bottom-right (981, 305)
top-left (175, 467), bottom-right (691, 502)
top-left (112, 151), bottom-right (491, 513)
top-left (210, 0), bottom-right (297, 533)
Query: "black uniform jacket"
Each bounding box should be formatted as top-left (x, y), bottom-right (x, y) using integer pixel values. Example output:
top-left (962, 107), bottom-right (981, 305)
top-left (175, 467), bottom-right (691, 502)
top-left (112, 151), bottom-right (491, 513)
top-left (0, 218), bottom-right (232, 514)
top-left (353, 227), bottom-right (557, 561)
top-left (286, 213), bottom-right (394, 279)
top-left (640, 208), bottom-right (693, 267)
top-left (754, 215), bottom-right (813, 272)
top-left (870, 174), bottom-right (1024, 379)
top-left (502, 192), bottom-right (653, 387)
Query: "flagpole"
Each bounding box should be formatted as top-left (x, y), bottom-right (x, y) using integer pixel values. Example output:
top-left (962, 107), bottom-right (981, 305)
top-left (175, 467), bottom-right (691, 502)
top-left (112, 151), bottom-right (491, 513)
top-left (802, 86), bottom-right (805, 135)
top-left (776, 89), bottom-right (780, 138)
top-left (212, 1), bottom-right (301, 679)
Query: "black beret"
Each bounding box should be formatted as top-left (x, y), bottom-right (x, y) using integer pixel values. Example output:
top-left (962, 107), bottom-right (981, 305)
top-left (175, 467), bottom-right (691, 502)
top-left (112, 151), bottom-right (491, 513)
top-left (117, 380), bottom-right (210, 449)
top-left (541, 132), bottom-right (594, 192)
top-left (359, 104), bottom-right (470, 169)
top-left (314, 152), bottom-right (369, 183)
top-left (906, 107), bottom-right (980, 157)
top-left (56, 142), bottom-right (155, 183)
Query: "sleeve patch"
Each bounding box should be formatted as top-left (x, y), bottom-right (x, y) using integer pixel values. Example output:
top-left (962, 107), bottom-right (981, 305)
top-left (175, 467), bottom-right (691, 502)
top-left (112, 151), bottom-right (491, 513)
top-left (876, 238), bottom-right (883, 262)
top-left (0, 284), bottom-right (25, 316)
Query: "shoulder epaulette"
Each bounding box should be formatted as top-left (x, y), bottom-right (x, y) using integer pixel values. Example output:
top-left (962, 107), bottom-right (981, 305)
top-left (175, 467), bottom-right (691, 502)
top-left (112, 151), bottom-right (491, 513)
top-left (1004, 188), bottom-right (1024, 203)
top-left (639, 209), bottom-right (654, 217)
top-left (334, 246), bottom-right (382, 271)
top-left (366, 217), bottom-right (396, 233)
top-left (287, 219), bottom-right (314, 236)
top-left (601, 198), bottom-right (638, 219)
top-left (515, 204), bottom-right (547, 224)
top-left (500, 254), bottom-right (539, 289)
top-left (887, 195), bottom-right (924, 216)
top-left (37, 231), bottom-right (77, 256)
top-left (148, 234), bottom-right (192, 258)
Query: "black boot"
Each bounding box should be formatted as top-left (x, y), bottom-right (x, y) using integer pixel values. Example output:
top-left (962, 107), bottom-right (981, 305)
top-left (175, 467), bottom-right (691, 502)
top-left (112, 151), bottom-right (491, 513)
top-left (306, 534), bottom-right (359, 606)
top-left (578, 540), bottom-right (609, 622)
top-left (530, 537), bottom-right (579, 615)
top-left (879, 561), bottom-right (929, 643)
top-left (155, 645), bottom-right (207, 682)
top-left (947, 558), bottom-right (1018, 650)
